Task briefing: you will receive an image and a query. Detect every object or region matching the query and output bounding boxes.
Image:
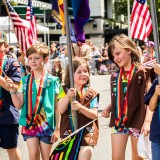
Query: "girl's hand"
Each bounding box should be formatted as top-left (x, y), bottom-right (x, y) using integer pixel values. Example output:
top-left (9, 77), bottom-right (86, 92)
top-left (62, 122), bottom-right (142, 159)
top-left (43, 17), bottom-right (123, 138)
top-left (67, 88), bottom-right (77, 98)
top-left (50, 129), bottom-right (59, 143)
top-left (5, 76), bottom-right (15, 90)
top-left (154, 62), bottom-right (160, 75)
top-left (71, 101), bottom-right (82, 111)
top-left (141, 121), bottom-right (150, 136)
top-left (155, 85), bottom-right (160, 96)
top-left (102, 106), bottom-right (111, 118)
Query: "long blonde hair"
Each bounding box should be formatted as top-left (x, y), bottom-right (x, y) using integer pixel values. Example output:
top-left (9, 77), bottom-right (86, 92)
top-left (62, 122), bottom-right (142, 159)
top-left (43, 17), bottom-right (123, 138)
top-left (108, 34), bottom-right (140, 65)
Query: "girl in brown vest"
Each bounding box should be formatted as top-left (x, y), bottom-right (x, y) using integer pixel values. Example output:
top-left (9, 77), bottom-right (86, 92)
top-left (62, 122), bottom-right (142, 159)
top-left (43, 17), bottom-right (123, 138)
top-left (58, 57), bottom-right (99, 160)
top-left (102, 34), bottom-right (153, 160)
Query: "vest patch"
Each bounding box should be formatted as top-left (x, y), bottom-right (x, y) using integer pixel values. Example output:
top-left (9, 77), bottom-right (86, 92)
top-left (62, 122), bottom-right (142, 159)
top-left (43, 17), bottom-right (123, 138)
top-left (63, 130), bottom-right (72, 136)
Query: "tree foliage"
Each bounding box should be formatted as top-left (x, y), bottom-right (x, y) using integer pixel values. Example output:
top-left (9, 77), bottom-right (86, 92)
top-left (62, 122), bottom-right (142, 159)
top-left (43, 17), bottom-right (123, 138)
top-left (115, 0), bottom-right (160, 32)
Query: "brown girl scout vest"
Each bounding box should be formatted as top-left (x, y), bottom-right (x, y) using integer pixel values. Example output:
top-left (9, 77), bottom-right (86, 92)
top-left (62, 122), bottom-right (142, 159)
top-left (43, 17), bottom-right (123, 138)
top-left (60, 87), bottom-right (99, 146)
top-left (109, 67), bottom-right (155, 130)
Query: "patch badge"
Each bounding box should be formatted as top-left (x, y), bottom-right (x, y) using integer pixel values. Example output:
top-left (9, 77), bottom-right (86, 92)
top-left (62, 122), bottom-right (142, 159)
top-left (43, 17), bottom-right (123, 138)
top-left (13, 62), bottom-right (20, 67)
top-left (5, 64), bottom-right (9, 72)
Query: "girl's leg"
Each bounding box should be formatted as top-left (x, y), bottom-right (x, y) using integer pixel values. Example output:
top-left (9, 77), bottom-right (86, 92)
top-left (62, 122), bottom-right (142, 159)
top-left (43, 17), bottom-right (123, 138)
top-left (40, 141), bottom-right (53, 160)
top-left (78, 146), bottom-right (94, 160)
top-left (151, 142), bottom-right (160, 160)
top-left (26, 137), bottom-right (40, 160)
top-left (130, 135), bottom-right (143, 160)
top-left (6, 148), bottom-right (21, 160)
top-left (111, 134), bottom-right (129, 160)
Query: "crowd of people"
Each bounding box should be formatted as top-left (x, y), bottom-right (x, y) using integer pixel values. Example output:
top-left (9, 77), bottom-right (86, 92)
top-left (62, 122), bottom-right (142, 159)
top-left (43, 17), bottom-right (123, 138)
top-left (0, 28), bottom-right (160, 160)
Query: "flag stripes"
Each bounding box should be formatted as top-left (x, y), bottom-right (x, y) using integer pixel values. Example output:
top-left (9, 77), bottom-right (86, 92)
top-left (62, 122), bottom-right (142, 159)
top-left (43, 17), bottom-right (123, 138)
top-left (6, 0), bottom-right (37, 55)
top-left (131, 0), bottom-right (152, 41)
top-left (26, 0), bottom-right (37, 45)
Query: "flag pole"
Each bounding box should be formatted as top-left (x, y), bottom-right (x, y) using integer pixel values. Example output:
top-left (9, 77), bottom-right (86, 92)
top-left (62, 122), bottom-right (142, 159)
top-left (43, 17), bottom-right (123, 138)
top-left (63, 0), bottom-right (78, 130)
top-left (61, 115), bottom-right (102, 142)
top-left (127, 0), bottom-right (131, 39)
top-left (150, 0), bottom-right (160, 82)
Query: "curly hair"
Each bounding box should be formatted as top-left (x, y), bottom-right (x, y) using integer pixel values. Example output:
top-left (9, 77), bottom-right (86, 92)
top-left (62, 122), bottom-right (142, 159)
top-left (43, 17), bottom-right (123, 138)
top-left (26, 43), bottom-right (49, 59)
top-left (64, 57), bottom-right (90, 89)
top-left (108, 34), bottom-right (140, 65)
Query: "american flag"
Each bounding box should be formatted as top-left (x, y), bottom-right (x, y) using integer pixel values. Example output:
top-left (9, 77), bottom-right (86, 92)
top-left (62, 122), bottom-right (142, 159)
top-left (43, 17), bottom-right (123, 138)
top-left (131, 0), bottom-right (152, 42)
top-left (26, 0), bottom-right (37, 45)
top-left (6, 0), bottom-right (30, 54)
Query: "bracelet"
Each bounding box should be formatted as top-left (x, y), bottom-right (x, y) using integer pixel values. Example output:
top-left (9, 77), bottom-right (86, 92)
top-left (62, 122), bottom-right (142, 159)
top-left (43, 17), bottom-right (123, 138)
top-left (10, 91), bottom-right (17, 95)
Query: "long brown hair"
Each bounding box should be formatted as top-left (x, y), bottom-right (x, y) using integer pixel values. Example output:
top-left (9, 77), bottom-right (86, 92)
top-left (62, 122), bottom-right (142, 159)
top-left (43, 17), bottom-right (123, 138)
top-left (64, 57), bottom-right (90, 89)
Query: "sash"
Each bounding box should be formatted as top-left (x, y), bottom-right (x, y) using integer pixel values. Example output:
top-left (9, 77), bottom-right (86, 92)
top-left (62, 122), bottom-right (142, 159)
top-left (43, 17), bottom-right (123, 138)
top-left (115, 64), bottom-right (137, 131)
top-left (0, 55), bottom-right (7, 112)
top-left (26, 72), bottom-right (48, 129)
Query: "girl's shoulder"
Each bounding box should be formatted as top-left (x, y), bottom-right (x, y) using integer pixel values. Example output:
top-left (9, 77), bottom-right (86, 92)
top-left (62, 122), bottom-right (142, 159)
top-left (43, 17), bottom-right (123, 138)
top-left (110, 70), bottom-right (119, 80)
top-left (21, 73), bottom-right (30, 80)
top-left (136, 66), bottom-right (155, 81)
top-left (84, 87), bottom-right (99, 98)
top-left (47, 73), bottom-right (60, 81)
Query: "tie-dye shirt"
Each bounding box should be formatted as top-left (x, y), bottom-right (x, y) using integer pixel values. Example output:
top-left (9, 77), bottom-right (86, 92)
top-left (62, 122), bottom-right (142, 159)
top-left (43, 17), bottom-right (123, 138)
top-left (19, 78), bottom-right (58, 137)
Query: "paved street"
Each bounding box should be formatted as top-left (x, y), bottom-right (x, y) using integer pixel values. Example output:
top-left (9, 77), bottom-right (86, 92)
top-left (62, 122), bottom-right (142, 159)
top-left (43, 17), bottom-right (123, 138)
top-left (0, 75), bottom-right (132, 160)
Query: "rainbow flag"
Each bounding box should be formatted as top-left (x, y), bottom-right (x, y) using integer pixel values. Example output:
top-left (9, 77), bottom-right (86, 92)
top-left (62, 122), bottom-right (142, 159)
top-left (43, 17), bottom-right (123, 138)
top-left (51, 0), bottom-right (65, 34)
top-left (49, 129), bottom-right (84, 160)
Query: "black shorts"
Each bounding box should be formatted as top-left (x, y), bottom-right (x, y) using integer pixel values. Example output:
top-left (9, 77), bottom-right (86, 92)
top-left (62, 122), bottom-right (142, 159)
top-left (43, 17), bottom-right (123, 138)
top-left (0, 124), bottom-right (19, 149)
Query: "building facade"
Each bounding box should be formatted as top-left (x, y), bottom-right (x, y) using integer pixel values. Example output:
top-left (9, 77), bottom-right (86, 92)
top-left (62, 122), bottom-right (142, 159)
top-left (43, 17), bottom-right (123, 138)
top-left (0, 0), bottom-right (128, 46)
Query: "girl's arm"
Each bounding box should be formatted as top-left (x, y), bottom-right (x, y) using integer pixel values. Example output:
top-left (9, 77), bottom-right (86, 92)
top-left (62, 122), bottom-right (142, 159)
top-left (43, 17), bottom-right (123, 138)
top-left (72, 101), bottom-right (98, 120)
top-left (51, 95), bottom-right (60, 143)
top-left (58, 88), bottom-right (76, 114)
top-left (55, 95), bottom-right (60, 131)
top-left (0, 76), bottom-right (19, 92)
top-left (5, 77), bottom-right (24, 110)
top-left (9, 89), bottom-right (24, 110)
top-left (141, 76), bottom-right (155, 136)
top-left (141, 105), bottom-right (153, 136)
top-left (102, 102), bottom-right (112, 118)
top-left (58, 94), bottom-right (70, 114)
top-left (149, 85), bottom-right (160, 111)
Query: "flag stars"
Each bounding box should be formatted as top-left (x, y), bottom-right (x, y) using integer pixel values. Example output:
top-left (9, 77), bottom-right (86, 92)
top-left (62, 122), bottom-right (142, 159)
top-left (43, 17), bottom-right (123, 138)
top-left (137, 0), bottom-right (146, 5)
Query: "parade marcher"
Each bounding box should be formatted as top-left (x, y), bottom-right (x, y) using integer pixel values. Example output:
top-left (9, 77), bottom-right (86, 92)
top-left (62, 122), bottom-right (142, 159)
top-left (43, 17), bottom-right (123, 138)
top-left (142, 41), bottom-right (155, 63)
top-left (73, 42), bottom-right (91, 60)
top-left (51, 57), bottom-right (64, 83)
top-left (58, 57), bottom-right (99, 160)
top-left (102, 34), bottom-right (154, 160)
top-left (0, 30), bottom-right (21, 160)
top-left (5, 43), bottom-right (60, 160)
top-left (8, 45), bottom-right (17, 60)
top-left (144, 62), bottom-right (160, 160)
top-left (50, 41), bottom-right (58, 59)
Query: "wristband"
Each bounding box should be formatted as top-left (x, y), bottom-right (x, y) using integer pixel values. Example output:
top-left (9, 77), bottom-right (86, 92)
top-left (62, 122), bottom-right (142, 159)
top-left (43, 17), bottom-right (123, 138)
top-left (10, 91), bottom-right (17, 94)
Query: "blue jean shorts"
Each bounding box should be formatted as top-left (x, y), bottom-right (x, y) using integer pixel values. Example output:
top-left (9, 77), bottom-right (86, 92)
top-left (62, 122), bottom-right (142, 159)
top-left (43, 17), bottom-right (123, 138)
top-left (23, 134), bottom-right (52, 144)
top-left (151, 142), bottom-right (160, 160)
top-left (0, 124), bottom-right (19, 149)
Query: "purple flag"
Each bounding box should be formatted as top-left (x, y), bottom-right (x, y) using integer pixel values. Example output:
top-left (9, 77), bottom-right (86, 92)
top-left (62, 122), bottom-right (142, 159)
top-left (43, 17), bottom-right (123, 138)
top-left (71, 0), bottom-right (90, 43)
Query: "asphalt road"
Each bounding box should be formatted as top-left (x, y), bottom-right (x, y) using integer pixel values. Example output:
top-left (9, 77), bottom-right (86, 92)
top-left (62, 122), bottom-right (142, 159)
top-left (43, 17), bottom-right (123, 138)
top-left (0, 75), bottom-right (132, 160)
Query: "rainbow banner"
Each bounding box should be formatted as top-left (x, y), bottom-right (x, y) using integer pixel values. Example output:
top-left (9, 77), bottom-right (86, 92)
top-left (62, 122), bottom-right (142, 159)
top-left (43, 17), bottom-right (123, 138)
top-left (49, 129), bottom-right (84, 160)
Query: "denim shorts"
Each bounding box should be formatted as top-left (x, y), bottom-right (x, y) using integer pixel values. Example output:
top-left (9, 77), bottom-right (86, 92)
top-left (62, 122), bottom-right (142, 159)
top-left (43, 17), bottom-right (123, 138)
top-left (0, 124), bottom-right (19, 149)
top-left (151, 142), bottom-right (160, 160)
top-left (23, 134), bottom-right (52, 144)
